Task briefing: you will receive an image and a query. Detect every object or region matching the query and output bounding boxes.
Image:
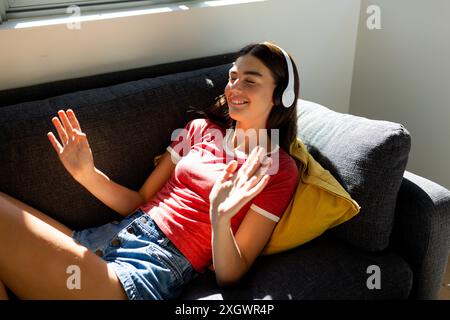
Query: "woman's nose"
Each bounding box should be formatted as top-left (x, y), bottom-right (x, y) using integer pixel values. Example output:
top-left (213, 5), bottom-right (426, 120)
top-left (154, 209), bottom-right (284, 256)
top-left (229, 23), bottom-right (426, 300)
top-left (229, 79), bottom-right (243, 92)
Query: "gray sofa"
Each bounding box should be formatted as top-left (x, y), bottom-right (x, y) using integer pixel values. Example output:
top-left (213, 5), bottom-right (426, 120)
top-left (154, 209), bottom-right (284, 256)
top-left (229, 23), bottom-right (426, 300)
top-left (0, 53), bottom-right (449, 300)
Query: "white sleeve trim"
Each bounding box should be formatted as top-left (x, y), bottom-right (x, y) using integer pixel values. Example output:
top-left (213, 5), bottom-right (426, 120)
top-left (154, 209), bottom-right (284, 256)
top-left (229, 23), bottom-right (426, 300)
top-left (250, 204), bottom-right (280, 222)
top-left (166, 146), bottom-right (181, 164)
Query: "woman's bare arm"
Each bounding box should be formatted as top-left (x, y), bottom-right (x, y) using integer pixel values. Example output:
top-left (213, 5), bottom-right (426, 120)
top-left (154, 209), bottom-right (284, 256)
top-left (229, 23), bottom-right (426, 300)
top-left (211, 208), bottom-right (276, 286)
top-left (76, 168), bottom-right (146, 216)
top-left (48, 109), bottom-right (175, 216)
top-left (138, 151), bottom-right (176, 203)
top-left (209, 147), bottom-right (272, 286)
top-left (75, 152), bottom-right (175, 217)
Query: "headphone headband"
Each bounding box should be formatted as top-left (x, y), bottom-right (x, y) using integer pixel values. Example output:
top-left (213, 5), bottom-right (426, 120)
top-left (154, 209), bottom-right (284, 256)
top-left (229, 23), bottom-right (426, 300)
top-left (262, 42), bottom-right (295, 108)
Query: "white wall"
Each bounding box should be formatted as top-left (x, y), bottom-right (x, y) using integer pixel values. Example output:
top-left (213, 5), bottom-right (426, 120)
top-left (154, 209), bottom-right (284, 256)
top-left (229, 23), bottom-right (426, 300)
top-left (0, 0), bottom-right (361, 113)
top-left (350, 0), bottom-right (450, 189)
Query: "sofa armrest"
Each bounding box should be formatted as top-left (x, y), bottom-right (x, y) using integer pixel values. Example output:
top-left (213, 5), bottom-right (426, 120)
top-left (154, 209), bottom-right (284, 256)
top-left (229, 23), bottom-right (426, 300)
top-left (391, 170), bottom-right (450, 299)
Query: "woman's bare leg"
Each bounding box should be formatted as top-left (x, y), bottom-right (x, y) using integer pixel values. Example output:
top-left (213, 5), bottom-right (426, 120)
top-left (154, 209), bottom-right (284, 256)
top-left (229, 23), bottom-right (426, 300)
top-left (0, 191), bottom-right (73, 237)
top-left (0, 280), bottom-right (8, 300)
top-left (0, 192), bottom-right (127, 299)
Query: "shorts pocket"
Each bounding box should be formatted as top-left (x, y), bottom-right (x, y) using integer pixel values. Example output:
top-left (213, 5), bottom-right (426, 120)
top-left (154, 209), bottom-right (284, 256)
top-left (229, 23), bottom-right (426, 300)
top-left (132, 215), bottom-right (160, 238)
top-left (147, 242), bottom-right (184, 289)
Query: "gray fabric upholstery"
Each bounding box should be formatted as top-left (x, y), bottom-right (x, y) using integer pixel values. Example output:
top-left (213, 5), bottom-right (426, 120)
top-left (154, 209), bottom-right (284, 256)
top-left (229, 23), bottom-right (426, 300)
top-left (180, 234), bottom-right (413, 300)
top-left (391, 171), bottom-right (450, 299)
top-left (0, 52), bottom-right (237, 108)
top-left (0, 64), bottom-right (230, 230)
top-left (297, 100), bottom-right (411, 252)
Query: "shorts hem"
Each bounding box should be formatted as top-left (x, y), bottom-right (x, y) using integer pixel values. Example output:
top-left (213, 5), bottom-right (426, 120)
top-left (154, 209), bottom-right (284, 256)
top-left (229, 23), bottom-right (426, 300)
top-left (108, 262), bottom-right (140, 300)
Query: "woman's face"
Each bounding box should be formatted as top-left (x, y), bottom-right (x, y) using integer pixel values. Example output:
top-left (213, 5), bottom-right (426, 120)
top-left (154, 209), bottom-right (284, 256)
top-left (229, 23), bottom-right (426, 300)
top-left (225, 54), bottom-right (276, 129)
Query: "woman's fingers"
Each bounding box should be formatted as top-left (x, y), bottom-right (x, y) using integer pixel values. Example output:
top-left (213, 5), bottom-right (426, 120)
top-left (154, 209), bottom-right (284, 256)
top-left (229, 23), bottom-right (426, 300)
top-left (51, 116), bottom-right (69, 146)
top-left (219, 160), bottom-right (237, 182)
top-left (67, 109), bottom-right (82, 131)
top-left (74, 128), bottom-right (89, 147)
top-left (220, 147), bottom-right (271, 190)
top-left (50, 109), bottom-right (82, 145)
top-left (226, 160), bottom-right (238, 173)
top-left (47, 131), bottom-right (63, 155)
top-left (58, 110), bottom-right (74, 140)
top-left (49, 109), bottom-right (84, 150)
top-left (245, 147), bottom-right (267, 178)
top-left (238, 147), bottom-right (269, 187)
top-left (256, 157), bottom-right (272, 176)
top-left (239, 146), bottom-right (260, 174)
top-left (244, 157), bottom-right (272, 190)
top-left (253, 149), bottom-right (269, 175)
top-left (246, 174), bottom-right (270, 198)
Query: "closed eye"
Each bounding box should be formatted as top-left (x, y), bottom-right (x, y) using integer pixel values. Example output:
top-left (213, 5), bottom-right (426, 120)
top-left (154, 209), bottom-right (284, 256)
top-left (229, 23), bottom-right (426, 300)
top-left (228, 77), bottom-right (255, 84)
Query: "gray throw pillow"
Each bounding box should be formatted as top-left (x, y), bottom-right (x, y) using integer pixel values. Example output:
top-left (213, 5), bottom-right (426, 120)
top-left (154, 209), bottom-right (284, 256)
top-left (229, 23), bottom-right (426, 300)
top-left (297, 99), bottom-right (411, 251)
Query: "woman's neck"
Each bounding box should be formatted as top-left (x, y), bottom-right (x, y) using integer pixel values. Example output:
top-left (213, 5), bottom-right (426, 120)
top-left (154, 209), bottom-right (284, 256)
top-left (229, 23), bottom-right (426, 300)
top-left (232, 121), bottom-right (274, 155)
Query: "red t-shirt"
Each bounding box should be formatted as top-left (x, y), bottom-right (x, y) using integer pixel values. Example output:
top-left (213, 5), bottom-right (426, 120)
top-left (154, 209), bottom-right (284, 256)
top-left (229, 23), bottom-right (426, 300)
top-left (139, 118), bottom-right (299, 272)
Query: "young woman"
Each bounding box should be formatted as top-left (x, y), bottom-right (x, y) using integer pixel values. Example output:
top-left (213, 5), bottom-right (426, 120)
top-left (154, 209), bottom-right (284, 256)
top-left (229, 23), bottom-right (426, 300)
top-left (0, 42), bottom-right (300, 300)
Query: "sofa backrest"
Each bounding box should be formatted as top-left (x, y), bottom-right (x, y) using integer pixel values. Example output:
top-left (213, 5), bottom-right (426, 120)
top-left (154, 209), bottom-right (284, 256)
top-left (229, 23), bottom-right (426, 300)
top-left (0, 63), bottom-right (231, 229)
top-left (0, 58), bottom-right (411, 253)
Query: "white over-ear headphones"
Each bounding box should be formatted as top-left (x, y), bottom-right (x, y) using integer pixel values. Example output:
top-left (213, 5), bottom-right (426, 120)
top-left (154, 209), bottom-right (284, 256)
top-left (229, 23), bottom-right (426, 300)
top-left (262, 42), bottom-right (295, 108)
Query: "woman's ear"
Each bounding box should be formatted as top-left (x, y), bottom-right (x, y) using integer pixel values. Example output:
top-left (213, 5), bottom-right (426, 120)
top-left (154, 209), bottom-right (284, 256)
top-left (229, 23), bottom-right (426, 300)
top-left (272, 84), bottom-right (284, 107)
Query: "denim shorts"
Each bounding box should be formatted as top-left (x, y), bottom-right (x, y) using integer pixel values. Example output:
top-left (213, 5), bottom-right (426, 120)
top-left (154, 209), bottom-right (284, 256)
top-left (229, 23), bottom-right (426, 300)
top-left (72, 208), bottom-right (197, 300)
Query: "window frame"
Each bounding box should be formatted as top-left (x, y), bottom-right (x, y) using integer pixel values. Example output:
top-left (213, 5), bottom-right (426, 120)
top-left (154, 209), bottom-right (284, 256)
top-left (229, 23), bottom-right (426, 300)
top-left (1, 0), bottom-right (200, 21)
top-left (7, 0), bottom-right (183, 8)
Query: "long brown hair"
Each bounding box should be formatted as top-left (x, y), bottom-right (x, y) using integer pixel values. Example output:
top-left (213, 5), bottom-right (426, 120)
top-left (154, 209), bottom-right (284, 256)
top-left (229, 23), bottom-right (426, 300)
top-left (191, 42), bottom-right (300, 153)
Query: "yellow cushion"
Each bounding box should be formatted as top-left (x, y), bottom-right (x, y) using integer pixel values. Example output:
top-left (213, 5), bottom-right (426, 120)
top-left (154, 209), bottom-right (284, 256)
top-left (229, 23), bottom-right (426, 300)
top-left (262, 138), bottom-right (360, 255)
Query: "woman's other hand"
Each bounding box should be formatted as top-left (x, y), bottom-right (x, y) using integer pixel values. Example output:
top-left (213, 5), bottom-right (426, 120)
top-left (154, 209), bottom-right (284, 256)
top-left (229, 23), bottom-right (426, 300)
top-left (47, 109), bottom-right (95, 182)
top-left (209, 146), bottom-right (272, 226)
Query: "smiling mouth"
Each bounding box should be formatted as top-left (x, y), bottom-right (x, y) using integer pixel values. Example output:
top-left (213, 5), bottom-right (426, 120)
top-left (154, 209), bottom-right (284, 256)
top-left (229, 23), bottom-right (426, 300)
top-left (228, 99), bottom-right (249, 107)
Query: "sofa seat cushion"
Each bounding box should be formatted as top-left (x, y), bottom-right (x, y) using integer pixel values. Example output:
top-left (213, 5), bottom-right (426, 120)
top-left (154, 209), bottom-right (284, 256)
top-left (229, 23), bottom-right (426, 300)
top-left (179, 234), bottom-right (413, 300)
top-left (297, 100), bottom-right (411, 252)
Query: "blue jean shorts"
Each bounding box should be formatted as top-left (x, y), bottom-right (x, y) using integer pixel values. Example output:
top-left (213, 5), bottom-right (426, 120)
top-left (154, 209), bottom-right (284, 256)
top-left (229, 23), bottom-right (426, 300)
top-left (72, 208), bottom-right (198, 300)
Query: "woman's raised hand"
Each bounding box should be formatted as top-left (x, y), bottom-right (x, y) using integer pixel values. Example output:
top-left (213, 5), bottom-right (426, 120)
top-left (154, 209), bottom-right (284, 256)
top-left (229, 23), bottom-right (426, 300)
top-left (209, 146), bottom-right (272, 226)
top-left (47, 109), bottom-right (95, 182)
